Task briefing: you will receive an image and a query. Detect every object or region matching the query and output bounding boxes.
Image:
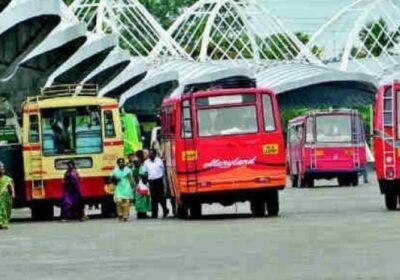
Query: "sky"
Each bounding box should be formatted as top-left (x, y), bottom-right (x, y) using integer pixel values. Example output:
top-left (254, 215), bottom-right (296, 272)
top-left (261, 0), bottom-right (354, 35)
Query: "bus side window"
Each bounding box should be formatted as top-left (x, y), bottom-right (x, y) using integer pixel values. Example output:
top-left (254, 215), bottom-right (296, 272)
top-left (306, 117), bottom-right (314, 143)
top-left (104, 110), bottom-right (116, 138)
top-left (384, 88), bottom-right (393, 127)
top-left (181, 100), bottom-right (192, 138)
top-left (169, 112), bottom-right (175, 134)
top-left (29, 115), bottom-right (39, 143)
top-left (297, 125), bottom-right (304, 142)
top-left (289, 127), bottom-right (297, 144)
top-left (262, 94), bottom-right (276, 131)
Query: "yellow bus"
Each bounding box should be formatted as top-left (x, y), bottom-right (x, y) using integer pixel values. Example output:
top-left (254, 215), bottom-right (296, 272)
top-left (22, 84), bottom-right (123, 219)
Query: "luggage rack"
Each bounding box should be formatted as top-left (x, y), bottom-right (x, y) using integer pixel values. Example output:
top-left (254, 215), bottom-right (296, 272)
top-left (27, 84), bottom-right (99, 102)
top-left (307, 108), bottom-right (359, 116)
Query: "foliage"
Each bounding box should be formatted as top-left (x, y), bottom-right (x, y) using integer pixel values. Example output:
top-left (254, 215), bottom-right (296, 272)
top-left (353, 18), bottom-right (399, 58)
top-left (139, 0), bottom-right (197, 29)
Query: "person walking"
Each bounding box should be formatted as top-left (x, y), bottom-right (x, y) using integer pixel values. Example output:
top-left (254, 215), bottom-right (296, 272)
top-left (130, 154), bottom-right (151, 219)
top-left (144, 149), bottom-right (169, 218)
top-left (135, 173), bottom-right (151, 219)
top-left (111, 158), bottom-right (133, 222)
top-left (61, 160), bottom-right (85, 222)
top-left (0, 162), bottom-right (15, 230)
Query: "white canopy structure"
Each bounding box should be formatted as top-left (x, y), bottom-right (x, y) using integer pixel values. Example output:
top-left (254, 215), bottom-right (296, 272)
top-left (71, 0), bottom-right (190, 62)
top-left (305, 0), bottom-right (400, 79)
top-left (167, 0), bottom-right (320, 68)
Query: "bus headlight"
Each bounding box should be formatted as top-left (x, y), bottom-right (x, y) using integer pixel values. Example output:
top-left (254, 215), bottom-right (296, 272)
top-left (386, 156), bottom-right (393, 164)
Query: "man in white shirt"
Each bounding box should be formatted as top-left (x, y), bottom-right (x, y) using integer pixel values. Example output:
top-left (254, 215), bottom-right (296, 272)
top-left (144, 149), bottom-right (169, 218)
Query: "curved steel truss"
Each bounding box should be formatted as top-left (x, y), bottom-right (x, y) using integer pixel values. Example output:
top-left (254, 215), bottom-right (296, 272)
top-left (166, 0), bottom-right (320, 67)
top-left (71, 0), bottom-right (190, 61)
top-left (306, 0), bottom-right (400, 78)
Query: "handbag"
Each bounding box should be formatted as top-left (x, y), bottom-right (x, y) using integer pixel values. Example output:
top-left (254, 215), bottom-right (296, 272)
top-left (136, 181), bottom-right (150, 196)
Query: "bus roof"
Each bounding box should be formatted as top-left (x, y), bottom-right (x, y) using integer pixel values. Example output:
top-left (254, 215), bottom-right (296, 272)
top-left (22, 96), bottom-right (118, 110)
top-left (288, 109), bottom-right (360, 126)
top-left (162, 87), bottom-right (275, 105)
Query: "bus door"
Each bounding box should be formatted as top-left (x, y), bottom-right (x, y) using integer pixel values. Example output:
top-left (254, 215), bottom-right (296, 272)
top-left (350, 112), bottom-right (363, 170)
top-left (180, 99), bottom-right (199, 193)
top-left (288, 123), bottom-right (304, 176)
top-left (161, 105), bottom-right (178, 196)
top-left (381, 83), bottom-right (399, 179)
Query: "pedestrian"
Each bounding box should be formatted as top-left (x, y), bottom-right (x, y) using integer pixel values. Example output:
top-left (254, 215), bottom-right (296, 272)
top-left (111, 158), bottom-right (133, 222)
top-left (0, 162), bottom-right (15, 230)
top-left (144, 149), bottom-right (169, 218)
top-left (135, 173), bottom-right (151, 219)
top-left (130, 154), bottom-right (144, 185)
top-left (61, 160), bottom-right (85, 222)
top-left (143, 149), bottom-right (149, 161)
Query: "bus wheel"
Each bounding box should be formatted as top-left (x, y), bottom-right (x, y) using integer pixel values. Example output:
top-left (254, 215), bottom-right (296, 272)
top-left (338, 176), bottom-right (345, 187)
top-left (385, 193), bottom-right (397, 211)
top-left (300, 177), bottom-right (306, 188)
top-left (307, 177), bottom-right (314, 188)
top-left (31, 203), bottom-right (54, 221)
top-left (351, 174), bottom-right (359, 187)
top-left (266, 189), bottom-right (279, 217)
top-left (177, 203), bottom-right (188, 219)
top-left (291, 175), bottom-right (299, 188)
top-left (101, 201), bottom-right (116, 218)
top-left (251, 197), bottom-right (266, 217)
top-left (189, 203), bottom-right (202, 219)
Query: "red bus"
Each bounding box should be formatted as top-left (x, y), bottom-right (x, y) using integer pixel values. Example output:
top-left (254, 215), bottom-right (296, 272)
top-left (161, 88), bottom-right (286, 219)
top-left (373, 82), bottom-right (400, 210)
top-left (287, 109), bottom-right (366, 188)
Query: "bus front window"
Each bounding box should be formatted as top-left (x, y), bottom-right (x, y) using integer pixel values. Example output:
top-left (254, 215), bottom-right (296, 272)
top-left (316, 115), bottom-right (352, 143)
top-left (197, 106), bottom-right (258, 137)
top-left (41, 106), bottom-right (102, 156)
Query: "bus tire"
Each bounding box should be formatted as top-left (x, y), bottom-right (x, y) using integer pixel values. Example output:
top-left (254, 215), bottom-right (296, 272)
top-left (338, 176), bottom-right (345, 187)
top-left (266, 189), bottom-right (279, 217)
top-left (177, 204), bottom-right (188, 219)
top-left (251, 197), bottom-right (266, 217)
top-left (307, 177), bottom-right (314, 188)
top-left (189, 203), bottom-right (202, 219)
top-left (351, 173), bottom-right (359, 187)
top-left (31, 203), bottom-right (54, 221)
top-left (385, 193), bottom-right (397, 211)
top-left (300, 177), bottom-right (306, 188)
top-left (101, 201), bottom-right (116, 218)
top-left (291, 175), bottom-right (298, 188)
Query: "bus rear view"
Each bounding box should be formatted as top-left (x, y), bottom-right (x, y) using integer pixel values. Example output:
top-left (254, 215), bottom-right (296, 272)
top-left (162, 88), bottom-right (286, 219)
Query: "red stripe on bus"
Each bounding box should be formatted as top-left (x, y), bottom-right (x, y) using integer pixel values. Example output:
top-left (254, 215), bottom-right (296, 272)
top-left (29, 170), bottom-right (47, 175)
top-left (104, 140), bottom-right (123, 146)
top-left (101, 104), bottom-right (118, 110)
top-left (23, 108), bottom-right (39, 114)
top-left (102, 166), bottom-right (114, 171)
top-left (23, 144), bottom-right (41, 151)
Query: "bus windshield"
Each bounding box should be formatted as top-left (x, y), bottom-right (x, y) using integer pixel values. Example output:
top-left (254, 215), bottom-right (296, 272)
top-left (197, 105), bottom-right (258, 137)
top-left (41, 106), bottom-right (102, 156)
top-left (316, 114), bottom-right (352, 143)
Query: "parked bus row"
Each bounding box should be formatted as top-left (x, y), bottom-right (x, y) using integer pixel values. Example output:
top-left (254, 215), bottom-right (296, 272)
top-left (1, 81), bottom-right (400, 220)
top-left (159, 81), bottom-right (400, 217)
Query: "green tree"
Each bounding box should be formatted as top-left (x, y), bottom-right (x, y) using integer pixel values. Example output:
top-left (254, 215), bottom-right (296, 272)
top-left (139, 0), bottom-right (197, 29)
top-left (353, 18), bottom-right (397, 58)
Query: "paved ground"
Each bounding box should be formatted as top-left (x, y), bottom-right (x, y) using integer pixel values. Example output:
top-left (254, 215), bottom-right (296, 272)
top-left (1, 174), bottom-right (400, 280)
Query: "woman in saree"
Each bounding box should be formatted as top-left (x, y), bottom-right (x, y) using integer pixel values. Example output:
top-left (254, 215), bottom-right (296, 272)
top-left (135, 173), bottom-right (151, 219)
top-left (0, 162), bottom-right (15, 230)
top-left (131, 154), bottom-right (151, 219)
top-left (111, 158), bottom-right (133, 222)
top-left (61, 160), bottom-right (85, 222)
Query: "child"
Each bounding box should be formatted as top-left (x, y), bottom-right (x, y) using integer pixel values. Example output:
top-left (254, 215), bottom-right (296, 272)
top-left (135, 173), bottom-right (151, 219)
